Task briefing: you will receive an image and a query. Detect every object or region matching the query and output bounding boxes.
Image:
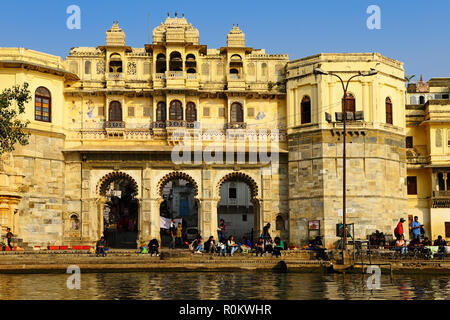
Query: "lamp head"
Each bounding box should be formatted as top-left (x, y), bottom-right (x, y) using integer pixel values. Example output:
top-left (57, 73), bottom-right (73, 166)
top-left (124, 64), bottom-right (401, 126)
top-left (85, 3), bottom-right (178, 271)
top-left (314, 67), bottom-right (328, 75)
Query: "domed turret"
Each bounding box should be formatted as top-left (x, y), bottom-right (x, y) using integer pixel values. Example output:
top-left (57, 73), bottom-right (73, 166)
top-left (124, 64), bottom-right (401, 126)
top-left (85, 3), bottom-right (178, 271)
top-left (227, 24), bottom-right (245, 47)
top-left (152, 13), bottom-right (199, 44)
top-left (106, 21), bottom-right (126, 46)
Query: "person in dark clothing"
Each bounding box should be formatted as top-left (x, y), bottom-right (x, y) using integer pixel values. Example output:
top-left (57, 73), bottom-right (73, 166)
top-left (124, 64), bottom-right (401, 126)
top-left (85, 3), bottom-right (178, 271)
top-left (272, 237), bottom-right (284, 258)
top-left (96, 236), bottom-right (107, 257)
top-left (434, 235), bottom-right (447, 257)
top-left (255, 237), bottom-right (264, 257)
top-left (204, 236), bottom-right (217, 253)
top-left (218, 219), bottom-right (226, 242)
top-left (309, 236), bottom-right (326, 260)
top-left (5, 228), bottom-right (13, 251)
top-left (148, 238), bottom-right (160, 256)
top-left (169, 219), bottom-right (176, 249)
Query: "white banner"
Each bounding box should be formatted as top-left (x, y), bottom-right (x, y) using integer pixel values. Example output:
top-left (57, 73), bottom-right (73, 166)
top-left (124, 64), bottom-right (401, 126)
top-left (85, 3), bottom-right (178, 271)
top-left (160, 217), bottom-right (182, 229)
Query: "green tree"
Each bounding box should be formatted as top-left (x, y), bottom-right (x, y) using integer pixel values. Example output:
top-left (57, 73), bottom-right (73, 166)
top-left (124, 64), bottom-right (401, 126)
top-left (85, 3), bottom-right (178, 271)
top-left (0, 83), bottom-right (31, 155)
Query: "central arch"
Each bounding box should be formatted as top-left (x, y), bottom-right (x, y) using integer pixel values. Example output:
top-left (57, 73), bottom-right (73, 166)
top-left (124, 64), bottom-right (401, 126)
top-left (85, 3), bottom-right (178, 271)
top-left (157, 172), bottom-right (200, 247)
top-left (216, 172), bottom-right (260, 244)
top-left (97, 171), bottom-right (139, 248)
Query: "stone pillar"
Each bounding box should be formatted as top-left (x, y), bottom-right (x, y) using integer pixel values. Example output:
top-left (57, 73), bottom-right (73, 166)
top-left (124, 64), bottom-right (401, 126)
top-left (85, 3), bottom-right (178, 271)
top-left (149, 198), bottom-right (161, 243)
top-left (139, 168), bottom-right (152, 245)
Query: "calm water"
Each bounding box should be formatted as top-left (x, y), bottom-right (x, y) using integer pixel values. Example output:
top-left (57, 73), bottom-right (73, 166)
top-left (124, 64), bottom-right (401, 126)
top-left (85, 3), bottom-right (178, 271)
top-left (1, 272), bottom-right (450, 300)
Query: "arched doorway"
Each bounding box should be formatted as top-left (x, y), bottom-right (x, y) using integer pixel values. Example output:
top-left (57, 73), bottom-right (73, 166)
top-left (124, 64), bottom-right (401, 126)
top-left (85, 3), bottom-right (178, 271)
top-left (98, 172), bottom-right (139, 248)
top-left (216, 172), bottom-right (260, 244)
top-left (157, 172), bottom-right (199, 247)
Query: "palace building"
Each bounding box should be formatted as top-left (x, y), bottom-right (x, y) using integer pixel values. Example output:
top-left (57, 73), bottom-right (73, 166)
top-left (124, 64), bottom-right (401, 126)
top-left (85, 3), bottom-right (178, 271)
top-left (0, 14), bottom-right (408, 249)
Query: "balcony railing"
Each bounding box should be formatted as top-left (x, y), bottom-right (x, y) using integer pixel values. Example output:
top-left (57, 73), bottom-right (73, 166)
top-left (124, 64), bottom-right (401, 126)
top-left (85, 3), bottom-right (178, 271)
top-left (105, 121), bottom-right (125, 129)
top-left (154, 73), bottom-right (165, 80)
top-left (225, 122), bottom-right (247, 129)
top-left (186, 74), bottom-right (198, 80)
top-left (167, 71), bottom-right (184, 79)
top-left (107, 73), bottom-right (123, 80)
top-left (151, 121), bottom-right (166, 129)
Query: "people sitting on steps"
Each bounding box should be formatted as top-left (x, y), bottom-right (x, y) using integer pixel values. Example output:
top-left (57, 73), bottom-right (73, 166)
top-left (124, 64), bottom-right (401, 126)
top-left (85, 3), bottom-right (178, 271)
top-left (96, 236), bottom-right (107, 257)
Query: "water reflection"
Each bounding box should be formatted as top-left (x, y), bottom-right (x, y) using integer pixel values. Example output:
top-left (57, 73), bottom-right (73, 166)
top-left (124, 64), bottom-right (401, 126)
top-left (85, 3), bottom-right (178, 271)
top-left (0, 272), bottom-right (449, 300)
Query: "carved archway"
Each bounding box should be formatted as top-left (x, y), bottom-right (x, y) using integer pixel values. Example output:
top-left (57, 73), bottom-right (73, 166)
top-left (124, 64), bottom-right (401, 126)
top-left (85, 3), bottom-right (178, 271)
top-left (216, 172), bottom-right (258, 199)
top-left (97, 171), bottom-right (139, 197)
top-left (216, 172), bottom-right (261, 242)
top-left (96, 171), bottom-right (140, 248)
top-left (157, 171), bottom-right (199, 198)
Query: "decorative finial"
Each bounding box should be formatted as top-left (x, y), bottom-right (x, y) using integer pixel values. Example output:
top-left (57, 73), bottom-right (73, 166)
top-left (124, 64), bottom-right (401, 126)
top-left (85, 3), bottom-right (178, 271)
top-left (167, 12), bottom-right (170, 17)
top-left (182, 13), bottom-right (184, 17)
top-left (175, 11), bottom-right (177, 17)
top-left (420, 74), bottom-right (423, 82)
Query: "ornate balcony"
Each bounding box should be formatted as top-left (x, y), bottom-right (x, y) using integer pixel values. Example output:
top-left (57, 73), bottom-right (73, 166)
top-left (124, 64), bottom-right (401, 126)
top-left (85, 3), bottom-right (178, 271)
top-left (432, 190), bottom-right (450, 208)
top-left (151, 121), bottom-right (166, 129)
top-left (105, 121), bottom-right (125, 129)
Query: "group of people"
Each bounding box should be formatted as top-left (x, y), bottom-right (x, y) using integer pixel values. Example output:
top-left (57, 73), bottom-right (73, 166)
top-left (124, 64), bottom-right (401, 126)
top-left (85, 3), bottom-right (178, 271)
top-left (393, 216), bottom-right (448, 257)
top-left (186, 221), bottom-right (286, 257)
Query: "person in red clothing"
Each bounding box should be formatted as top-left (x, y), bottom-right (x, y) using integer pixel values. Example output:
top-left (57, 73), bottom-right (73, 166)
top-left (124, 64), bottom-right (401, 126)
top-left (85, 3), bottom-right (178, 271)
top-left (394, 218), bottom-right (406, 240)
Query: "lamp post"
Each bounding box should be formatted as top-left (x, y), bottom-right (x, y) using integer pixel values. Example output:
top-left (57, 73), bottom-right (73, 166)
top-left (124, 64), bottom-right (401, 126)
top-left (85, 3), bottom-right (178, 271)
top-left (314, 67), bottom-right (377, 263)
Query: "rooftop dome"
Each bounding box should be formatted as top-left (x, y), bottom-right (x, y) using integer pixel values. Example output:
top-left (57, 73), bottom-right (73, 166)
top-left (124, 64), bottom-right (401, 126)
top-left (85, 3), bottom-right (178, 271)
top-left (227, 24), bottom-right (245, 47)
top-left (152, 13), bottom-right (199, 45)
top-left (106, 21), bottom-right (126, 46)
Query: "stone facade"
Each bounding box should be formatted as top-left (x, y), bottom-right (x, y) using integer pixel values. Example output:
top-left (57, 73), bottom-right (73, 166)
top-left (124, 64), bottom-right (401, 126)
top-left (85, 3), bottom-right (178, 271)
top-left (0, 15), bottom-right (408, 248)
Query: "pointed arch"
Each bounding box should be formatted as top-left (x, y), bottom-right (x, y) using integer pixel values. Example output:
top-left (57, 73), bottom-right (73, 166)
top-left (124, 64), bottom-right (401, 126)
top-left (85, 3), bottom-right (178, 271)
top-left (157, 172), bottom-right (199, 198)
top-left (97, 171), bottom-right (139, 197)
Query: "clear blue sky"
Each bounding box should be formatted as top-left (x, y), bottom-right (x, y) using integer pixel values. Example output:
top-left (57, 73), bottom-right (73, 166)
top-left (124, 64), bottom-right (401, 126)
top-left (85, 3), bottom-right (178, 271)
top-left (1, 0), bottom-right (449, 81)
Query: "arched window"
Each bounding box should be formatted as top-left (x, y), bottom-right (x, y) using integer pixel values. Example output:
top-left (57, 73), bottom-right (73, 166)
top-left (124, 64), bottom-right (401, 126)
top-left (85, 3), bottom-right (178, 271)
top-left (342, 93), bottom-right (355, 114)
top-left (109, 101), bottom-right (122, 121)
top-left (156, 54), bottom-right (166, 73)
top-left (109, 53), bottom-right (122, 73)
top-left (169, 51), bottom-right (182, 71)
top-left (438, 173), bottom-right (445, 191)
top-left (156, 102), bottom-right (166, 122)
top-left (186, 102), bottom-right (197, 122)
top-left (35, 86), bottom-right (51, 122)
top-left (85, 61), bottom-right (91, 75)
top-left (230, 102), bottom-right (244, 123)
top-left (186, 68), bottom-right (196, 73)
top-left (419, 96), bottom-right (425, 104)
top-left (261, 63), bottom-right (268, 77)
top-left (169, 100), bottom-right (183, 120)
top-left (386, 97), bottom-right (393, 125)
top-left (301, 96), bottom-right (311, 124)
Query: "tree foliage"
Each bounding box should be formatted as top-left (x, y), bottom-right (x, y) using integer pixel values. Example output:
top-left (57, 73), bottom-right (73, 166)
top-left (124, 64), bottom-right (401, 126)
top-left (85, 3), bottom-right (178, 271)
top-left (0, 83), bottom-right (31, 154)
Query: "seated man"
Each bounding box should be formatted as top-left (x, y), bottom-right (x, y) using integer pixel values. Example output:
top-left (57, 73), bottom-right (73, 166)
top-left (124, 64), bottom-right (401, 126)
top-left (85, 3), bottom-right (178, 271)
top-left (204, 236), bottom-right (216, 253)
top-left (96, 236), bottom-right (107, 257)
top-left (395, 235), bottom-right (407, 257)
top-left (309, 236), bottom-right (327, 260)
top-left (434, 235), bottom-right (447, 258)
top-left (272, 237), bottom-right (284, 258)
top-left (148, 238), bottom-right (160, 257)
top-left (422, 237), bottom-right (432, 246)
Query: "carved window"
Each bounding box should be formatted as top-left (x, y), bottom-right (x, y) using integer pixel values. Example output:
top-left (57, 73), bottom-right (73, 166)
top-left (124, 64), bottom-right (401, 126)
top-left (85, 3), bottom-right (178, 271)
top-left (85, 61), bottom-right (91, 75)
top-left (108, 101), bottom-right (122, 121)
top-left (96, 61), bottom-right (105, 74)
top-left (386, 97), bottom-right (393, 125)
top-left (186, 102), bottom-right (197, 122)
top-left (35, 87), bottom-right (51, 122)
top-left (407, 176), bottom-right (417, 195)
top-left (230, 102), bottom-right (244, 123)
top-left (156, 102), bottom-right (166, 122)
top-left (143, 62), bottom-right (150, 74)
top-left (301, 96), bottom-right (311, 124)
top-left (169, 100), bottom-right (183, 120)
top-left (127, 62), bottom-right (136, 75)
top-left (201, 63), bottom-right (209, 76)
top-left (261, 63), bottom-right (268, 77)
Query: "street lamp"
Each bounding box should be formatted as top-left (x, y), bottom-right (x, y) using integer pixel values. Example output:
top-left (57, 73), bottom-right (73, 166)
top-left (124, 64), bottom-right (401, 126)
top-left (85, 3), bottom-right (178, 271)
top-left (314, 66), bottom-right (378, 263)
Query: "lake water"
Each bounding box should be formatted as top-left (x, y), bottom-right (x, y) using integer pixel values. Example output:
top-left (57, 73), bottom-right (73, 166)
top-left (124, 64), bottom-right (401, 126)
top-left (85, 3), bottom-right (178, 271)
top-left (1, 272), bottom-right (450, 300)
